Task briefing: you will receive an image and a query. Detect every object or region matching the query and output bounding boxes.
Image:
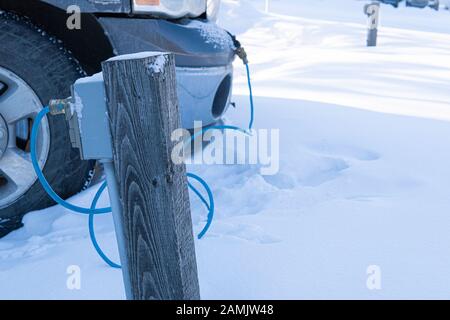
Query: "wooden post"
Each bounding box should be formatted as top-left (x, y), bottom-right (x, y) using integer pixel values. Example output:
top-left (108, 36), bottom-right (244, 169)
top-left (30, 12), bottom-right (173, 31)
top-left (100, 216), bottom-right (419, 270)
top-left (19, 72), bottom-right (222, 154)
top-left (364, 1), bottom-right (380, 47)
top-left (101, 52), bottom-right (200, 300)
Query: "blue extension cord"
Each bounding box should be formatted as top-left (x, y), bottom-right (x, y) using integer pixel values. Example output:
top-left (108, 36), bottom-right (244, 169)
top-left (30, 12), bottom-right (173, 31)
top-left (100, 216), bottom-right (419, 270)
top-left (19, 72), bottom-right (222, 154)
top-left (30, 63), bottom-right (255, 268)
top-left (87, 174), bottom-right (215, 269)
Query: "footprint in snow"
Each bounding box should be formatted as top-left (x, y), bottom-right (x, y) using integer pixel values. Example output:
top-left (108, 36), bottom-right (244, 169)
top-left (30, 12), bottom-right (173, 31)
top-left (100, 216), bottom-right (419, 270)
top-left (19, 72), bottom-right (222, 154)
top-left (206, 222), bottom-right (281, 245)
top-left (306, 142), bottom-right (380, 162)
top-left (262, 156), bottom-right (350, 188)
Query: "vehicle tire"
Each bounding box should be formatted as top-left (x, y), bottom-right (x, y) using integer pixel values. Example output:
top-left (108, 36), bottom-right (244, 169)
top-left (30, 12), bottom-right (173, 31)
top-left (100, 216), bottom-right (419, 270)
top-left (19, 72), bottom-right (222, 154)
top-left (0, 12), bottom-right (95, 237)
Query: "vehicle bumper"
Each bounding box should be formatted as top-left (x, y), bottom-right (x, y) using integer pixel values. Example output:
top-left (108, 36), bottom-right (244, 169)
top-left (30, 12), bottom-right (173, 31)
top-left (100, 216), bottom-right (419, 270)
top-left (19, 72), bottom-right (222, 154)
top-left (98, 17), bottom-right (235, 128)
top-left (99, 17), bottom-right (236, 68)
top-left (176, 65), bottom-right (233, 128)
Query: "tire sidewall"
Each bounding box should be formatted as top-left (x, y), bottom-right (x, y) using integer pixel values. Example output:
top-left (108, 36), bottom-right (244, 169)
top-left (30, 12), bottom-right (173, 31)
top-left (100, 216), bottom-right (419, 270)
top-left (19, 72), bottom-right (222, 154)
top-left (0, 13), bottom-right (94, 233)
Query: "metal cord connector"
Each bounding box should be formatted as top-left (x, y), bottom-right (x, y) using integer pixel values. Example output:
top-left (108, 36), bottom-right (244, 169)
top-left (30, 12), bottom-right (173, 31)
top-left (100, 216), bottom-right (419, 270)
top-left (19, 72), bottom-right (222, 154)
top-left (48, 98), bottom-right (70, 115)
top-left (235, 47), bottom-right (249, 65)
top-left (227, 31), bottom-right (249, 65)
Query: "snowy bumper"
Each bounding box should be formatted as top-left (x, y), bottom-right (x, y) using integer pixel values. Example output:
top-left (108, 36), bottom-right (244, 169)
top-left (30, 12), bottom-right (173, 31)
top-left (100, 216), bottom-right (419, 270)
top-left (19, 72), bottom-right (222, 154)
top-left (176, 64), bottom-right (233, 128)
top-left (98, 17), bottom-right (236, 129)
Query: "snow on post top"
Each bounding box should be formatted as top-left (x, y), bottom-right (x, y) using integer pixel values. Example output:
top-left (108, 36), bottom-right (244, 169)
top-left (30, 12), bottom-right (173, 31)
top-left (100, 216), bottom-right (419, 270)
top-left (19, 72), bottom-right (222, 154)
top-left (147, 55), bottom-right (167, 74)
top-left (106, 51), bottom-right (170, 62)
top-left (106, 52), bottom-right (170, 74)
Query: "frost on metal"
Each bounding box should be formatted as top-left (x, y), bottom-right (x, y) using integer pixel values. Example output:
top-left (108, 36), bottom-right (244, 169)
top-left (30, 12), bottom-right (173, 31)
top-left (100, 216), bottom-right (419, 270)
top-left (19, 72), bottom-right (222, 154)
top-left (70, 92), bottom-right (84, 133)
top-left (73, 92), bottom-right (84, 120)
top-left (186, 20), bottom-right (235, 50)
top-left (70, 72), bottom-right (103, 124)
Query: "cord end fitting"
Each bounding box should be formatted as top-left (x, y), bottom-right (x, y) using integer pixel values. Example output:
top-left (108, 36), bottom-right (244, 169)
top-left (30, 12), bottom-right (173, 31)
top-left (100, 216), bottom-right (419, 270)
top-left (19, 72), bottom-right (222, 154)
top-left (48, 98), bottom-right (71, 115)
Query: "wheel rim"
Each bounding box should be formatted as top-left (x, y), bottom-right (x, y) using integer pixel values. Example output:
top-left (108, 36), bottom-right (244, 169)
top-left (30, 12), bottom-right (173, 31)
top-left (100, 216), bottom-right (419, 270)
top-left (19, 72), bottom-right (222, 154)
top-left (0, 66), bottom-right (50, 208)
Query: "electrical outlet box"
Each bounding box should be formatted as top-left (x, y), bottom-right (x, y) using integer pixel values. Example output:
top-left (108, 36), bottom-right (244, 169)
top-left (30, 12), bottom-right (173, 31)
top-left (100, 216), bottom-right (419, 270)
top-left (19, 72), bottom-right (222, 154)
top-left (68, 73), bottom-right (113, 161)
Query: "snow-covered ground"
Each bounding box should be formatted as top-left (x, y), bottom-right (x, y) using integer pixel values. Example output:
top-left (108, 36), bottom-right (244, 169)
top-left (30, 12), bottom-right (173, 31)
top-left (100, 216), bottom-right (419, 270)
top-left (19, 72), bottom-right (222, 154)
top-left (2, 0), bottom-right (450, 299)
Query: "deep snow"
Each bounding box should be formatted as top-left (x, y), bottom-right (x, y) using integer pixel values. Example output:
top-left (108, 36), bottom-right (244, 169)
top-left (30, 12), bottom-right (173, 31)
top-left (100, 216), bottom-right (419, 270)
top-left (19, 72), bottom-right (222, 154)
top-left (1, 0), bottom-right (450, 299)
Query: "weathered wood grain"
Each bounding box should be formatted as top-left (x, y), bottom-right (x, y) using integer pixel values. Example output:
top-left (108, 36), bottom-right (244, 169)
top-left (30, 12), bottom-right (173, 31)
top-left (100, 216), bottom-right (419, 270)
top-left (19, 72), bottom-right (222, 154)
top-left (102, 53), bottom-right (200, 300)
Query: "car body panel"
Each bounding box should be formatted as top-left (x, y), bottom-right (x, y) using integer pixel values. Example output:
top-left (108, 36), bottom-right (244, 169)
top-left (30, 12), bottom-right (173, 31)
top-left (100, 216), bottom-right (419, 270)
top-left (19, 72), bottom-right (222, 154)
top-left (99, 17), bottom-right (235, 68)
top-left (176, 65), bottom-right (232, 127)
top-left (41, 0), bottom-right (131, 13)
top-left (98, 16), bottom-right (236, 127)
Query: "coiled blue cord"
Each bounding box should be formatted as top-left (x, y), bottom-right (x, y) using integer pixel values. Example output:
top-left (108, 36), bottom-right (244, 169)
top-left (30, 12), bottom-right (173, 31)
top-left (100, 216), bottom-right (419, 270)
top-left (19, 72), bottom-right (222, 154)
top-left (88, 181), bottom-right (121, 269)
top-left (86, 172), bottom-right (213, 269)
top-left (30, 61), bottom-right (255, 268)
top-left (187, 173), bottom-right (215, 240)
top-left (31, 108), bottom-right (215, 267)
top-left (31, 107), bottom-right (112, 215)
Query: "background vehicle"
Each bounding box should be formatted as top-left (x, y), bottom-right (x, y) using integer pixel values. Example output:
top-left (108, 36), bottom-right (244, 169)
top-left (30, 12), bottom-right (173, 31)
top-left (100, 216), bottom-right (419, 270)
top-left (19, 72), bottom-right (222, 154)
top-left (428, 0), bottom-right (440, 10)
top-left (0, 0), bottom-right (234, 237)
top-left (406, 0), bottom-right (430, 8)
top-left (379, 0), bottom-right (404, 8)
